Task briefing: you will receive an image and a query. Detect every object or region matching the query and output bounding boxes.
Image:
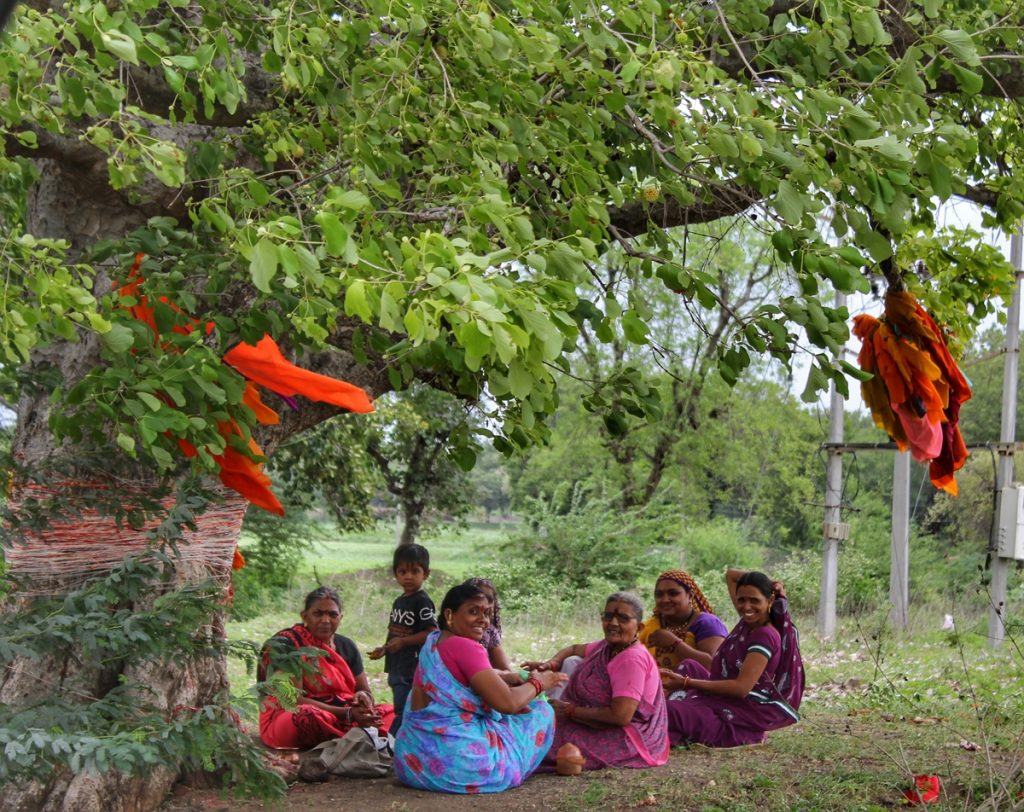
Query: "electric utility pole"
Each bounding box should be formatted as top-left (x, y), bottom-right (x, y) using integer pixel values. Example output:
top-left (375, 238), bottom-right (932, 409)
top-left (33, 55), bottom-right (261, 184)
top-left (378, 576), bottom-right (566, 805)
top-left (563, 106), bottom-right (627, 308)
top-left (988, 232), bottom-right (1023, 647)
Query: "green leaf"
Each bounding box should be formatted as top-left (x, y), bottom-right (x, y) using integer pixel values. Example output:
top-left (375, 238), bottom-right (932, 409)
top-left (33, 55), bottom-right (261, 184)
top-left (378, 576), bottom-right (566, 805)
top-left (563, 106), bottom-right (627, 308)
top-left (249, 238), bottom-right (278, 293)
top-left (840, 359), bottom-right (874, 382)
top-left (316, 213), bottom-right (350, 257)
top-left (801, 364), bottom-right (830, 403)
top-left (854, 136), bottom-right (913, 164)
top-left (116, 433), bottom-right (136, 455)
top-left (620, 60), bottom-right (641, 83)
top-left (859, 230), bottom-right (893, 262)
top-left (137, 392), bottom-right (163, 412)
top-left (948, 63), bottom-right (983, 95)
top-left (332, 190), bottom-right (371, 211)
top-left (452, 445), bottom-right (476, 472)
top-left (344, 279), bottom-right (372, 322)
top-left (507, 360), bottom-right (534, 399)
top-left (934, 29), bottom-right (980, 66)
top-left (101, 324), bottom-right (135, 354)
top-left (100, 30), bottom-right (139, 64)
top-left (775, 180), bottom-right (805, 226)
top-left (622, 311), bottom-right (649, 344)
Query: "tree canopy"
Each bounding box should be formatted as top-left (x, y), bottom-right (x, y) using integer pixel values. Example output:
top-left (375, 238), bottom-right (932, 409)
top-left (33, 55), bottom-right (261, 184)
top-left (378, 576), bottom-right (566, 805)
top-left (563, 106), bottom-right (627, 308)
top-left (1, 0), bottom-right (1022, 482)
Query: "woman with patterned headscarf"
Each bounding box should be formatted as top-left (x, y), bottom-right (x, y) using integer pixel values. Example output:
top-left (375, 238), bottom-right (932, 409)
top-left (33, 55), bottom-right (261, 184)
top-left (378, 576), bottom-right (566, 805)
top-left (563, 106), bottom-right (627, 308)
top-left (462, 576), bottom-right (512, 672)
top-left (638, 570), bottom-right (728, 677)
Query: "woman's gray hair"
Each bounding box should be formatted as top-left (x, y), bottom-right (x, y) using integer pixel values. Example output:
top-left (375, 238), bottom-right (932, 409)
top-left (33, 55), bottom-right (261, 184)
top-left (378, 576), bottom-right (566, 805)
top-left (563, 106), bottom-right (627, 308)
top-left (606, 591), bottom-right (644, 620)
top-left (303, 585), bottom-right (342, 612)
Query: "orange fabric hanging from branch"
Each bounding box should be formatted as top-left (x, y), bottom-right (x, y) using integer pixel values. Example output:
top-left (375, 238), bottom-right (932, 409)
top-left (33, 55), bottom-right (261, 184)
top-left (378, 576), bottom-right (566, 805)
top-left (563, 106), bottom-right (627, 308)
top-left (118, 254), bottom-right (374, 519)
top-left (852, 291), bottom-right (971, 495)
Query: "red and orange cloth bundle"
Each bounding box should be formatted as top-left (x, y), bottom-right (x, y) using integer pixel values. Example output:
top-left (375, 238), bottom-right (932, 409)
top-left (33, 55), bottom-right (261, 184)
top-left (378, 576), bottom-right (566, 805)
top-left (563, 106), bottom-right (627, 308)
top-left (120, 253), bottom-right (374, 520)
top-left (852, 291), bottom-right (971, 495)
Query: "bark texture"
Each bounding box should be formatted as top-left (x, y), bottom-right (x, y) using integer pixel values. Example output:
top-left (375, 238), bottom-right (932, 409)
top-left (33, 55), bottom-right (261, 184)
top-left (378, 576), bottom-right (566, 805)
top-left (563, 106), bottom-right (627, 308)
top-left (0, 150), bottom-right (348, 812)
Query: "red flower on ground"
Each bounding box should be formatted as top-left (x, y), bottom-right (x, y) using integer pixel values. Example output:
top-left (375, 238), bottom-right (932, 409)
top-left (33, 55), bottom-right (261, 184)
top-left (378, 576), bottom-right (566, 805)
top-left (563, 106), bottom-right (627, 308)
top-left (904, 775), bottom-right (941, 805)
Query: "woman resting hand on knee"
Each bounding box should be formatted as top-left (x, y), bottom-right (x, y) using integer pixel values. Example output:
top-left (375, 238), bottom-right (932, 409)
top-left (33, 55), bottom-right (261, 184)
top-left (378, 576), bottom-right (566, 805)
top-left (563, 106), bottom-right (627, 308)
top-left (522, 591), bottom-right (669, 771)
top-left (664, 569), bottom-right (804, 748)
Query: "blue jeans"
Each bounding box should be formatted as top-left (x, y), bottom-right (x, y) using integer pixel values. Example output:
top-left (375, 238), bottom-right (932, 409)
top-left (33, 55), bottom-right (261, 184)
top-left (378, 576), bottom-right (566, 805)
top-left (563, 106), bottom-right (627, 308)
top-left (388, 673), bottom-right (414, 735)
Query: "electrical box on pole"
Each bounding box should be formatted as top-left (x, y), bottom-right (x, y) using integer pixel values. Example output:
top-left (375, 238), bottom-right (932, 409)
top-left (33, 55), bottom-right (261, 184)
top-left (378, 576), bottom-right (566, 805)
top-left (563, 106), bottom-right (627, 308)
top-left (996, 484), bottom-right (1024, 560)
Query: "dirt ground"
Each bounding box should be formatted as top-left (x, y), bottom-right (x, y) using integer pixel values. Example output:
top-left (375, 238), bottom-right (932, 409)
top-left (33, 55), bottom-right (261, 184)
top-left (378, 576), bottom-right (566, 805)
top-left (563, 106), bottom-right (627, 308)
top-left (161, 711), bottom-right (1019, 812)
top-left (164, 752), bottom-right (740, 812)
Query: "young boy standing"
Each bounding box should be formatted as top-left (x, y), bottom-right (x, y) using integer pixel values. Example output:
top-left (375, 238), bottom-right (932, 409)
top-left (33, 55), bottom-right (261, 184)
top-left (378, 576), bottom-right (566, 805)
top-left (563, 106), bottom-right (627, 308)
top-left (369, 543), bottom-right (437, 734)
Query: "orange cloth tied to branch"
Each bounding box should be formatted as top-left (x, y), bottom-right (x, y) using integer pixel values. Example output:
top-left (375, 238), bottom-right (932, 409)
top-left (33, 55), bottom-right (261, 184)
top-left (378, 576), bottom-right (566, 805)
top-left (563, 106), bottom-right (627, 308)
top-left (852, 291), bottom-right (971, 495)
top-left (119, 253), bottom-right (374, 520)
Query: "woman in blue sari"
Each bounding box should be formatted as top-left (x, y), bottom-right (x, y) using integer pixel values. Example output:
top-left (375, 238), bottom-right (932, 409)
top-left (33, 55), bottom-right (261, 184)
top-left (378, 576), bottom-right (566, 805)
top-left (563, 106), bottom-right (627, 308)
top-left (394, 583), bottom-right (566, 794)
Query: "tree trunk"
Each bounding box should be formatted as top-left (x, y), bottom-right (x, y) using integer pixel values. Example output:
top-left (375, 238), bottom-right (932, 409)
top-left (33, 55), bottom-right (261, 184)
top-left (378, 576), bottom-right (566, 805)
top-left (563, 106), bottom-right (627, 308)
top-left (0, 587), bottom-right (234, 812)
top-left (399, 501), bottom-right (423, 545)
top-left (2, 159), bottom-right (241, 812)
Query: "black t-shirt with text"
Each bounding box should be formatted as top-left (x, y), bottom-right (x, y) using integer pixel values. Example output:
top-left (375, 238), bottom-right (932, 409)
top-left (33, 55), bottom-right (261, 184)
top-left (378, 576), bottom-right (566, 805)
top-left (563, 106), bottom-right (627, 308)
top-left (384, 589), bottom-right (437, 677)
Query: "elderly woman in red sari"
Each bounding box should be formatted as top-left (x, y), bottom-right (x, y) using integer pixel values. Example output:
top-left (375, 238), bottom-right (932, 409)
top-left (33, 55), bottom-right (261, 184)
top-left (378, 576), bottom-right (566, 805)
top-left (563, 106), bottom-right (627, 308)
top-left (663, 569), bottom-right (804, 748)
top-left (524, 591), bottom-right (669, 771)
top-left (259, 586), bottom-right (395, 749)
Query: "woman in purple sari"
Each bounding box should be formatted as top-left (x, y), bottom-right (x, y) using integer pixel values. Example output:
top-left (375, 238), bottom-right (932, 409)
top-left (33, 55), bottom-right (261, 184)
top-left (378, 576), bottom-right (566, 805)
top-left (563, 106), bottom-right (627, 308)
top-left (663, 569), bottom-right (804, 748)
top-left (523, 592), bottom-right (669, 771)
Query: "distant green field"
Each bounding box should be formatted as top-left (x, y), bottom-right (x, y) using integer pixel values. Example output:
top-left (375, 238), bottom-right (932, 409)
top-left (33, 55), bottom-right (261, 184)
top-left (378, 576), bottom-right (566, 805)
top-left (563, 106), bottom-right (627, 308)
top-left (283, 523), bottom-right (514, 580)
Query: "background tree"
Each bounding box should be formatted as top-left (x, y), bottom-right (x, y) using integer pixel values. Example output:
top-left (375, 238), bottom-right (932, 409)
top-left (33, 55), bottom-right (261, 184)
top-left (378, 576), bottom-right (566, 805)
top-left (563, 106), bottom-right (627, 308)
top-left (2, 0), bottom-right (1023, 808)
top-left (364, 384), bottom-right (479, 545)
top-left (574, 222), bottom-right (786, 511)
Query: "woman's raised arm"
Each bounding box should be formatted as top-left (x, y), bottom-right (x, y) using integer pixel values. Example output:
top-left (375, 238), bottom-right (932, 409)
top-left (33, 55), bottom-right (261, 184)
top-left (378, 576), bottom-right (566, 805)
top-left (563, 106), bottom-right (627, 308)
top-left (725, 567), bottom-right (747, 614)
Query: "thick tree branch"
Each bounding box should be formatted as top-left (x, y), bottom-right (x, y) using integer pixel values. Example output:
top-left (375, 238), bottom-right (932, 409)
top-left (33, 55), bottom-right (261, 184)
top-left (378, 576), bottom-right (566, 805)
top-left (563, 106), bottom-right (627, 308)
top-left (126, 59), bottom-right (277, 128)
top-left (607, 186), bottom-right (761, 236)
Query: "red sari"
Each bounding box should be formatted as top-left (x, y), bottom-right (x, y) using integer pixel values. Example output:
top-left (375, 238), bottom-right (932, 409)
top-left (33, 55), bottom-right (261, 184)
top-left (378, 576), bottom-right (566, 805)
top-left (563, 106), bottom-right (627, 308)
top-left (259, 624), bottom-right (394, 749)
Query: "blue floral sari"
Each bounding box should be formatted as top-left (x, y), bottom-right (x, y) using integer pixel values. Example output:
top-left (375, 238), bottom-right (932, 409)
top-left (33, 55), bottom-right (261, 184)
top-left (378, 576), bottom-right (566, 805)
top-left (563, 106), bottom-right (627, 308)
top-left (394, 631), bottom-right (554, 794)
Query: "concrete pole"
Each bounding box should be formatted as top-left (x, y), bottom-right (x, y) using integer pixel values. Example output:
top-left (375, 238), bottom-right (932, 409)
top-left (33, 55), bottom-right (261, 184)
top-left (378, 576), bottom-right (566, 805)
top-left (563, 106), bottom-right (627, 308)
top-left (989, 232), bottom-right (1023, 647)
top-left (890, 450), bottom-right (911, 629)
top-left (817, 292), bottom-right (847, 638)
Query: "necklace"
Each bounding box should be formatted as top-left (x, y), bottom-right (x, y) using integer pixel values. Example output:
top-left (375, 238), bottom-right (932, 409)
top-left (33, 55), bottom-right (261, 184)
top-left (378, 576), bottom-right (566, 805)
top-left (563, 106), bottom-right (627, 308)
top-left (608, 637), bottom-right (638, 658)
top-left (662, 609), bottom-right (696, 637)
top-left (655, 610), bottom-right (698, 667)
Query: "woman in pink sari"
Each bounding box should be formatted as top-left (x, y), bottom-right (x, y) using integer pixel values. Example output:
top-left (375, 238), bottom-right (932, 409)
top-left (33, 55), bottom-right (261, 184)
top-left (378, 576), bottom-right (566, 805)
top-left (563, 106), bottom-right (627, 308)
top-left (258, 586), bottom-right (395, 749)
top-left (524, 592), bottom-right (669, 771)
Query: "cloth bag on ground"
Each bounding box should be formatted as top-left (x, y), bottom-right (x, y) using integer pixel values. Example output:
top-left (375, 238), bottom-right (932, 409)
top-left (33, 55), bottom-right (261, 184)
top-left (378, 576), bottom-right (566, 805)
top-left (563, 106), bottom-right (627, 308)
top-left (298, 726), bottom-right (393, 781)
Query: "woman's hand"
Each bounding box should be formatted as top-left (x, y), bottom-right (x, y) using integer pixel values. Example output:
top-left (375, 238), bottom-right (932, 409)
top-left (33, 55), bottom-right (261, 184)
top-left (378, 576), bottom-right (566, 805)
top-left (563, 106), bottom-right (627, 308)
top-left (532, 669), bottom-right (568, 692)
top-left (498, 670), bottom-right (525, 686)
top-left (549, 698), bottom-right (574, 721)
top-left (521, 658), bottom-right (559, 672)
top-left (659, 668), bottom-right (688, 691)
top-left (348, 703), bottom-right (382, 728)
top-left (772, 581), bottom-right (787, 600)
top-left (648, 629), bottom-right (679, 649)
top-left (353, 690), bottom-right (375, 708)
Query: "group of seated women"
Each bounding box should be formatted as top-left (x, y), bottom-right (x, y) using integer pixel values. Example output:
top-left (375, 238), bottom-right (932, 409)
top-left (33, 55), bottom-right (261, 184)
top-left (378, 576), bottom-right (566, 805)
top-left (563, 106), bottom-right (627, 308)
top-left (259, 566), bottom-right (804, 794)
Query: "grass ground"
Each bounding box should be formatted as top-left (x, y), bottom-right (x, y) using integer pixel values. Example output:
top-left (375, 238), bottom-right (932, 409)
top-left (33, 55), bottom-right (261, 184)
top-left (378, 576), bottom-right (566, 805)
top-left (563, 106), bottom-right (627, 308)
top-left (201, 526), bottom-right (1024, 811)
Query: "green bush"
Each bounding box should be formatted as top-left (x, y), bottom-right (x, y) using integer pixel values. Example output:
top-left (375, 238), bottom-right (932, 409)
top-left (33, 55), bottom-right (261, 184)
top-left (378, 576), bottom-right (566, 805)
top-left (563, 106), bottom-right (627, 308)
top-left (507, 488), bottom-right (685, 590)
top-left (677, 518), bottom-right (765, 574)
